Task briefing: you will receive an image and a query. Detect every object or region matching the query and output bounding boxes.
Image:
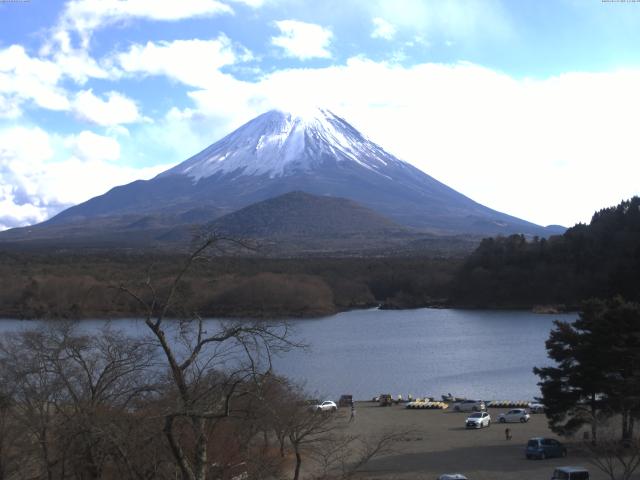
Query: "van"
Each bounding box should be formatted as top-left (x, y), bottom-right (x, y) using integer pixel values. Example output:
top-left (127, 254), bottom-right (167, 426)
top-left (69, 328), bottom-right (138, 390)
top-left (551, 466), bottom-right (589, 480)
top-left (526, 437), bottom-right (567, 459)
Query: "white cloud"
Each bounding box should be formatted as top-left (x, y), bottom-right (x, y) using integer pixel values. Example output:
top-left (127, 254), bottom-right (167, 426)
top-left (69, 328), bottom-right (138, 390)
top-left (39, 29), bottom-right (116, 84)
top-left (116, 36), bottom-right (243, 89)
top-left (53, 50), bottom-right (114, 85)
top-left (226, 0), bottom-right (268, 6)
top-left (271, 20), bottom-right (333, 60)
top-left (0, 43), bottom-right (117, 118)
top-left (73, 89), bottom-right (142, 126)
top-left (5, 53), bottom-right (637, 229)
top-left (56, 0), bottom-right (234, 49)
top-left (34, 0), bottom-right (238, 91)
top-left (1, 1), bottom-right (634, 230)
top-left (160, 58), bottom-right (640, 227)
top-left (0, 45), bottom-right (69, 112)
top-left (0, 126), bottom-right (60, 229)
top-left (64, 130), bottom-right (121, 162)
top-left (38, 157), bottom-right (168, 208)
top-left (371, 0), bottom-right (512, 41)
top-left (0, 126), bottom-right (169, 230)
top-left (0, 94), bottom-right (22, 119)
top-left (371, 17), bottom-right (396, 40)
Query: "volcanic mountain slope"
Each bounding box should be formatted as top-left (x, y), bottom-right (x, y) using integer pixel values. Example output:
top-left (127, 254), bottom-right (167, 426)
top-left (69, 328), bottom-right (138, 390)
top-left (6, 108), bottom-right (563, 244)
top-left (208, 191), bottom-right (404, 238)
top-left (2, 191), bottom-right (475, 256)
top-left (158, 191), bottom-right (443, 255)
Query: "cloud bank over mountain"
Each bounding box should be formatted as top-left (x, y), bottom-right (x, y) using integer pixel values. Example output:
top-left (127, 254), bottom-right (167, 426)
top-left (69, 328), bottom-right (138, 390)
top-left (1, 0), bottom-right (639, 230)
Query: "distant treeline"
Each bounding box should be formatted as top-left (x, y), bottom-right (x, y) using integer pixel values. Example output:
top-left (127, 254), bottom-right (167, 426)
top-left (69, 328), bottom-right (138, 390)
top-left (451, 197), bottom-right (640, 308)
top-left (3, 197), bottom-right (639, 318)
top-left (0, 252), bottom-right (458, 319)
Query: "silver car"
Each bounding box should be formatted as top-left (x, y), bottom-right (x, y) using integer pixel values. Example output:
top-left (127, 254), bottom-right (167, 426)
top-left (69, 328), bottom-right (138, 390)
top-left (454, 399), bottom-right (486, 412)
top-left (466, 411), bottom-right (491, 428)
top-left (498, 408), bottom-right (530, 423)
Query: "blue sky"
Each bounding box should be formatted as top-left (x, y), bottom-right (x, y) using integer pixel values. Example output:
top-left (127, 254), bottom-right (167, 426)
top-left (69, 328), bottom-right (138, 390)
top-left (1, 0), bottom-right (640, 230)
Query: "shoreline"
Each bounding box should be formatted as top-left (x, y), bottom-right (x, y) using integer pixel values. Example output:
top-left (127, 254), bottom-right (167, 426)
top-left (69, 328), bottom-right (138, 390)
top-left (0, 303), bottom-right (577, 321)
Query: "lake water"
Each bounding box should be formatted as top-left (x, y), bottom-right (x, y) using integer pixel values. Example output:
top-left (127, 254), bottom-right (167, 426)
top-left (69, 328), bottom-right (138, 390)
top-left (0, 308), bottom-right (576, 402)
top-left (274, 308), bottom-right (576, 401)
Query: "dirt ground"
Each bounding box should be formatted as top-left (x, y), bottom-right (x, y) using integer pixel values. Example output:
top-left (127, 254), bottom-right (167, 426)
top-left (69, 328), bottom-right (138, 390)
top-left (319, 402), bottom-right (622, 480)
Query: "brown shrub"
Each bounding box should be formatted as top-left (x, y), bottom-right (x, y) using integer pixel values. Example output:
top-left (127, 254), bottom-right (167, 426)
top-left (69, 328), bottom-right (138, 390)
top-left (208, 272), bottom-right (335, 317)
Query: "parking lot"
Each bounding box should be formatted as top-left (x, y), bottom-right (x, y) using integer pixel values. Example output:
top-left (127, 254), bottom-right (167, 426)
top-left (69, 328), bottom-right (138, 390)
top-left (337, 402), bottom-right (614, 480)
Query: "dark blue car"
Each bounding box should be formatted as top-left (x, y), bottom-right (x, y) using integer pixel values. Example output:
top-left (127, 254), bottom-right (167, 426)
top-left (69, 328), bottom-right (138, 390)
top-left (526, 437), bottom-right (567, 459)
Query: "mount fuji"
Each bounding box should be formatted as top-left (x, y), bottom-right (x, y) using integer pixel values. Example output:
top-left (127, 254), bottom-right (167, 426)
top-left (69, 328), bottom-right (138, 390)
top-left (3, 108), bottom-right (563, 249)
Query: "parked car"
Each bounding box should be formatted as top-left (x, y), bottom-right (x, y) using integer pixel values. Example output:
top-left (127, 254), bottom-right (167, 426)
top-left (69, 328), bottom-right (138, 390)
top-left (498, 408), bottom-right (530, 423)
top-left (338, 394), bottom-right (353, 407)
top-left (437, 474), bottom-right (468, 480)
top-left (551, 466), bottom-right (589, 480)
top-left (526, 437), bottom-right (567, 459)
top-left (529, 402), bottom-right (545, 413)
top-left (379, 394), bottom-right (393, 406)
top-left (313, 400), bottom-right (337, 412)
top-left (466, 411), bottom-right (491, 428)
top-left (453, 399), bottom-right (486, 412)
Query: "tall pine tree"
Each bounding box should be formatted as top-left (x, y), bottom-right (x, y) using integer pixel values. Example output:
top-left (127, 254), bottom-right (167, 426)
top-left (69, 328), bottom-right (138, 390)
top-left (535, 297), bottom-right (640, 442)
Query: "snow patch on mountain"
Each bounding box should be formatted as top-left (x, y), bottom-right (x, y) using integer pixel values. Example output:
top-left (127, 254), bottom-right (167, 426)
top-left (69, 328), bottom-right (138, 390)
top-left (161, 108), bottom-right (404, 181)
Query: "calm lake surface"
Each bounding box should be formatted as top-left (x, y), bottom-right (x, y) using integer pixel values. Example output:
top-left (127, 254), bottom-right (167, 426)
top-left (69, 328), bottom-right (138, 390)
top-left (0, 308), bottom-right (576, 401)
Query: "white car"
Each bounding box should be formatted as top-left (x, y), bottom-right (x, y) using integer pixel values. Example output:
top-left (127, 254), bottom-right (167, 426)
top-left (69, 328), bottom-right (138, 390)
top-left (498, 408), bottom-right (530, 423)
top-left (453, 399), bottom-right (486, 412)
top-left (314, 400), bottom-right (337, 412)
top-left (551, 466), bottom-right (589, 480)
top-left (438, 475), bottom-right (468, 480)
top-left (529, 402), bottom-right (545, 414)
top-left (466, 411), bottom-right (491, 428)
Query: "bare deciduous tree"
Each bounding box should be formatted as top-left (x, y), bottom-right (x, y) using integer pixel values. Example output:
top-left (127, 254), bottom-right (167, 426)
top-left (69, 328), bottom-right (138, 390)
top-left (287, 405), bottom-right (341, 480)
top-left (584, 420), bottom-right (640, 480)
top-left (0, 390), bottom-right (21, 480)
top-left (310, 429), bottom-right (409, 480)
top-left (0, 323), bottom-right (160, 480)
top-left (117, 234), bottom-right (299, 480)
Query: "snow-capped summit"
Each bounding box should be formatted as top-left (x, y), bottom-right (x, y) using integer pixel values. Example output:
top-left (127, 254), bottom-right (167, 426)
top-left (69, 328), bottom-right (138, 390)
top-left (161, 108), bottom-right (402, 180)
top-left (41, 108), bottom-right (563, 237)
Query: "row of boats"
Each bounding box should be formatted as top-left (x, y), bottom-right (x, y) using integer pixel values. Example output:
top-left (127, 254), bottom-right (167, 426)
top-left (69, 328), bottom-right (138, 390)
top-left (404, 397), bottom-right (537, 410)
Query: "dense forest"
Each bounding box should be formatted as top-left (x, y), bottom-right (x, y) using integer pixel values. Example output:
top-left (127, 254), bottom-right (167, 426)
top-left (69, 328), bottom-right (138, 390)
top-left (452, 197), bottom-right (640, 308)
top-left (0, 251), bottom-right (459, 319)
top-left (1, 197), bottom-right (639, 318)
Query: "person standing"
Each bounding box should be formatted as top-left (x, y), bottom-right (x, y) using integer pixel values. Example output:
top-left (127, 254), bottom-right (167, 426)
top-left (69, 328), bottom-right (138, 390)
top-left (505, 427), bottom-right (512, 440)
top-left (349, 401), bottom-right (356, 422)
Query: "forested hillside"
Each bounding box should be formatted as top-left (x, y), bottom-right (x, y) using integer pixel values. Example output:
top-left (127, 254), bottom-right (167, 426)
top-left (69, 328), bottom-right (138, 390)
top-left (452, 197), bottom-right (640, 308)
top-left (0, 253), bottom-right (458, 319)
top-left (4, 198), bottom-right (639, 318)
